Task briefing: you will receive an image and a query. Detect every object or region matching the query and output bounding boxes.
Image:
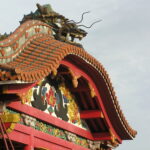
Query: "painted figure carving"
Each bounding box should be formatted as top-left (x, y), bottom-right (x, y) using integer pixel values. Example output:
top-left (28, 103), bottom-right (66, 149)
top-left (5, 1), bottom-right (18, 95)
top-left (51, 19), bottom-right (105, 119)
top-left (31, 80), bottom-right (48, 111)
top-left (65, 131), bottom-right (77, 143)
top-left (23, 75), bottom-right (87, 129)
top-left (21, 114), bottom-right (36, 128)
top-left (53, 77), bottom-right (69, 121)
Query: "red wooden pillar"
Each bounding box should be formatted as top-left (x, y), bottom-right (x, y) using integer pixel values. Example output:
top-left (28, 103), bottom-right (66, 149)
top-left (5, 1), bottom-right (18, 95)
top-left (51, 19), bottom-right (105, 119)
top-left (24, 129), bottom-right (34, 150)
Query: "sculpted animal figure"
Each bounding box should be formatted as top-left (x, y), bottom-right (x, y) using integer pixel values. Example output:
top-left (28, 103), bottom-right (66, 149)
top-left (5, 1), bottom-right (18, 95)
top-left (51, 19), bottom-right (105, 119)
top-left (55, 20), bottom-right (87, 42)
top-left (20, 3), bottom-right (101, 46)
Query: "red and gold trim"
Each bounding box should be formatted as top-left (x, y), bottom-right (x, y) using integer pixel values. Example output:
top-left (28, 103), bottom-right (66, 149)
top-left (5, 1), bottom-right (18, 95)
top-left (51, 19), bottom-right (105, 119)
top-left (0, 113), bottom-right (20, 133)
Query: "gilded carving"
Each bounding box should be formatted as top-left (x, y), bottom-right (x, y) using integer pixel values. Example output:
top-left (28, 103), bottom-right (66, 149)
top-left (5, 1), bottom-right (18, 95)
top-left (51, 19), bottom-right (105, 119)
top-left (21, 114), bottom-right (36, 128)
top-left (19, 89), bottom-right (33, 104)
top-left (59, 83), bottom-right (81, 125)
top-left (0, 111), bottom-right (20, 133)
top-left (19, 77), bottom-right (87, 129)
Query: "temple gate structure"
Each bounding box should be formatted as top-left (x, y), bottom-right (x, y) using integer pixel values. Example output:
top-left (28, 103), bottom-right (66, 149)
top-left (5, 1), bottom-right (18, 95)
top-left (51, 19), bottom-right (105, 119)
top-left (0, 4), bottom-right (136, 150)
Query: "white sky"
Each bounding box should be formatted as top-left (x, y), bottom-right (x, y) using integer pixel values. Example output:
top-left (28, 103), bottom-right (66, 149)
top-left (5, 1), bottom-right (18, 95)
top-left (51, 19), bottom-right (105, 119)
top-left (0, 0), bottom-right (149, 150)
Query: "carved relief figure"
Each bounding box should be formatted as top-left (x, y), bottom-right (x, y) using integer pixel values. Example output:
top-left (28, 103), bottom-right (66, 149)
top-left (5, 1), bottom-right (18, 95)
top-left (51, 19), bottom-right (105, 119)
top-left (31, 80), bottom-right (48, 111)
top-left (21, 75), bottom-right (87, 129)
top-left (52, 76), bottom-right (69, 121)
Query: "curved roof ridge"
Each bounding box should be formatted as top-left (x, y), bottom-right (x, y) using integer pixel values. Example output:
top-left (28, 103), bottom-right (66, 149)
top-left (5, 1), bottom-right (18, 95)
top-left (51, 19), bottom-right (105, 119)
top-left (0, 20), bottom-right (137, 139)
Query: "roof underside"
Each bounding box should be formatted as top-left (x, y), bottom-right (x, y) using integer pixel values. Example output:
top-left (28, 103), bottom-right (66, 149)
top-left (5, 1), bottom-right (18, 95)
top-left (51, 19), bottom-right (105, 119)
top-left (0, 20), bottom-right (137, 140)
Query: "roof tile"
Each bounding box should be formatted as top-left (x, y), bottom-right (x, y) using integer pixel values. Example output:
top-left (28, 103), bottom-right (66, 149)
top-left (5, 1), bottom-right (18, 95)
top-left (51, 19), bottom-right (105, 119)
top-left (0, 20), bottom-right (136, 138)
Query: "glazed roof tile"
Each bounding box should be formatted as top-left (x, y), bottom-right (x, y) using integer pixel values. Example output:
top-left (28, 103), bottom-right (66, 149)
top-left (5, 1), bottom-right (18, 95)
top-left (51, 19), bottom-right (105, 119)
top-left (0, 20), bottom-right (137, 139)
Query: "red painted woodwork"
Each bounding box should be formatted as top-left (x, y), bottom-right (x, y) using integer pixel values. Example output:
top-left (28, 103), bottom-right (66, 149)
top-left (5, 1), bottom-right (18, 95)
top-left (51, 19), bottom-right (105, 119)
top-left (93, 132), bottom-right (111, 141)
top-left (61, 60), bottom-right (122, 143)
top-left (3, 83), bottom-right (37, 94)
top-left (70, 87), bottom-right (89, 92)
top-left (24, 145), bottom-right (34, 150)
top-left (80, 110), bottom-right (103, 119)
top-left (4, 123), bottom-right (11, 129)
top-left (8, 101), bottom-right (94, 140)
top-left (78, 92), bottom-right (89, 110)
top-left (2, 58), bottom-right (125, 148)
top-left (8, 124), bottom-right (89, 150)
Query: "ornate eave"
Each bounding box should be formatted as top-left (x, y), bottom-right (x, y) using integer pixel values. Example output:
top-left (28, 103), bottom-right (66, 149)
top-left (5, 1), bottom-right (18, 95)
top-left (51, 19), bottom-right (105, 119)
top-left (0, 20), bottom-right (136, 148)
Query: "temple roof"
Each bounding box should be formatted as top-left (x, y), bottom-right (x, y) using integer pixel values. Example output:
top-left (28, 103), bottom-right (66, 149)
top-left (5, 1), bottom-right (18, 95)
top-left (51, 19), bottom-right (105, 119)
top-left (0, 20), bottom-right (137, 141)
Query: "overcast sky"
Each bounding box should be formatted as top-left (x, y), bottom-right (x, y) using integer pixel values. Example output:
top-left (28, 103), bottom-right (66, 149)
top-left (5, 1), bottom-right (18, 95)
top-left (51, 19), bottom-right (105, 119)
top-left (0, 0), bottom-right (149, 150)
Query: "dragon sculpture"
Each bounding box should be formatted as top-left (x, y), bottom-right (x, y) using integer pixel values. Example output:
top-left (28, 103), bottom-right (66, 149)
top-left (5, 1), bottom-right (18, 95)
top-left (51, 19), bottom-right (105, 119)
top-left (20, 3), bottom-right (101, 47)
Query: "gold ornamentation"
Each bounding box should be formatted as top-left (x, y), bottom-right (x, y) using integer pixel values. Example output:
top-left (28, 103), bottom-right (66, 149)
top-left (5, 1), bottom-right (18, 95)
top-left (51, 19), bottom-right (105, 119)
top-left (69, 69), bottom-right (80, 88)
top-left (109, 129), bottom-right (117, 144)
top-left (88, 83), bottom-right (96, 98)
top-left (40, 122), bottom-right (47, 132)
top-left (68, 99), bottom-right (81, 125)
top-left (0, 113), bottom-right (20, 133)
top-left (72, 77), bottom-right (78, 88)
top-left (6, 123), bottom-right (16, 133)
top-left (19, 89), bottom-right (33, 104)
top-left (52, 69), bottom-right (57, 76)
top-left (59, 83), bottom-right (81, 125)
top-left (54, 128), bottom-right (59, 136)
top-left (0, 113), bottom-right (20, 123)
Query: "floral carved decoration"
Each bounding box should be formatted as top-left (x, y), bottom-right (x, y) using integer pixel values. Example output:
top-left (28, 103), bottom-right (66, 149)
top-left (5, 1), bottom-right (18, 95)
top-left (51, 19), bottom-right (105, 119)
top-left (19, 77), bottom-right (88, 130)
top-left (59, 83), bottom-right (81, 125)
